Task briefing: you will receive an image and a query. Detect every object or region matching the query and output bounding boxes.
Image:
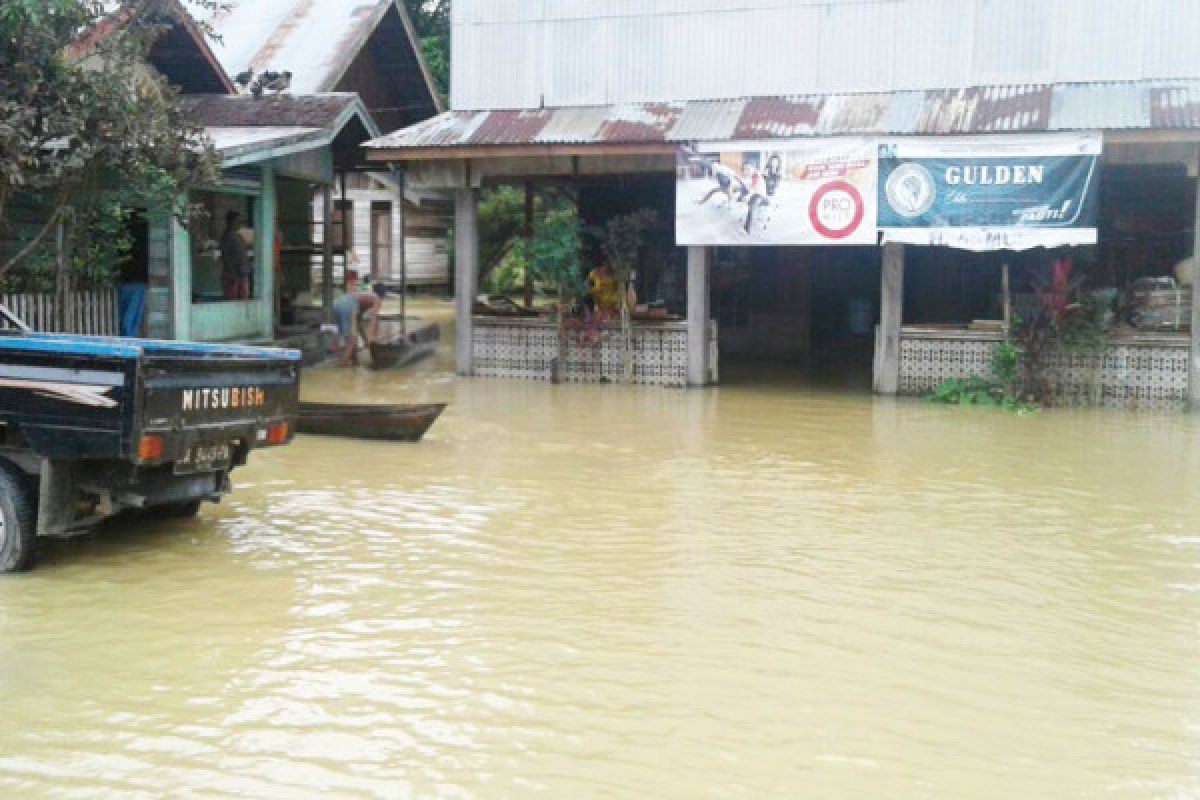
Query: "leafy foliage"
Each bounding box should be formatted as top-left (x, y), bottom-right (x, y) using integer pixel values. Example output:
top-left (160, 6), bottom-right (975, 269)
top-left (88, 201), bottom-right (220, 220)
top-left (928, 261), bottom-right (1114, 412)
top-left (927, 341), bottom-right (1036, 414)
top-left (527, 210), bottom-right (586, 381)
top-left (0, 0), bottom-right (222, 284)
top-left (594, 210), bottom-right (658, 287)
top-left (478, 185), bottom-right (582, 298)
top-left (482, 238), bottom-right (527, 295)
top-left (592, 209), bottom-right (658, 382)
top-left (527, 210), bottom-right (585, 299)
top-left (403, 0), bottom-right (450, 101)
top-left (927, 376), bottom-right (1004, 406)
top-left (1010, 264), bottom-right (1110, 404)
top-left (478, 186), bottom-right (528, 280)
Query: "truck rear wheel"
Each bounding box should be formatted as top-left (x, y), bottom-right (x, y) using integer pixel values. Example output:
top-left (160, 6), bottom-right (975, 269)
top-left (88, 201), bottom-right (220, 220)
top-left (163, 501), bottom-right (202, 519)
top-left (0, 464), bottom-right (37, 573)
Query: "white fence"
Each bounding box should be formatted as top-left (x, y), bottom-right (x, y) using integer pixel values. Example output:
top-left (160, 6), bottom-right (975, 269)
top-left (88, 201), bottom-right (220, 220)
top-left (0, 289), bottom-right (119, 336)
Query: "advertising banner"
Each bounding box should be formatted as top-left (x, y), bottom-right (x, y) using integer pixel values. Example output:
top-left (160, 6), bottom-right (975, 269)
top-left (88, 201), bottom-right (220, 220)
top-left (877, 133), bottom-right (1102, 251)
top-left (675, 139), bottom-right (878, 246)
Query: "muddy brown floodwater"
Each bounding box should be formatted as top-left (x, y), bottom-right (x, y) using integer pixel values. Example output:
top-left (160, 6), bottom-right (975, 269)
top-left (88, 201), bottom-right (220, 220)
top-left (2, 299), bottom-right (1200, 798)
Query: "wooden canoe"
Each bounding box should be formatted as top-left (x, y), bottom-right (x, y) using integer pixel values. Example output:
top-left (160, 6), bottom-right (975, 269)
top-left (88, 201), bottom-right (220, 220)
top-left (369, 317), bottom-right (441, 370)
top-left (297, 402), bottom-right (446, 442)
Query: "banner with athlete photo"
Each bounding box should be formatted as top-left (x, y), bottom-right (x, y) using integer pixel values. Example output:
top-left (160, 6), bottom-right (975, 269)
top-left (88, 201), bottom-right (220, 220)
top-left (878, 133), bottom-right (1102, 251)
top-left (676, 139), bottom-right (878, 246)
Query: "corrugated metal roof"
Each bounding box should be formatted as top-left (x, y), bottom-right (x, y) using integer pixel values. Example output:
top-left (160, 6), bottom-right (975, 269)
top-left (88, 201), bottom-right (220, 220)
top-left (183, 93), bottom-right (365, 130)
top-left (196, 0), bottom-right (386, 94)
top-left (192, 0), bottom-right (439, 114)
top-left (205, 126), bottom-right (324, 156)
top-left (366, 80), bottom-right (1200, 152)
top-left (187, 94), bottom-right (380, 167)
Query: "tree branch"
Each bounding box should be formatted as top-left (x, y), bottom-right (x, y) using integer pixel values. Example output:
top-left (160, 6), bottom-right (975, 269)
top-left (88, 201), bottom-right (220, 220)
top-left (0, 200), bottom-right (65, 276)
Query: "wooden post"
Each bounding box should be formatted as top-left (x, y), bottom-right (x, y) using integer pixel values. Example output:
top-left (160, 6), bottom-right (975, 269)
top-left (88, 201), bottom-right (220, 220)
top-left (256, 162), bottom-right (276, 340)
top-left (397, 172), bottom-right (408, 336)
top-left (1002, 262), bottom-right (1012, 336)
top-left (455, 188), bottom-right (479, 376)
top-left (523, 181), bottom-right (535, 310)
top-left (874, 242), bottom-right (905, 395)
top-left (321, 184), bottom-right (334, 324)
top-left (687, 246), bottom-right (710, 387)
top-left (1190, 156), bottom-right (1200, 409)
top-left (54, 216), bottom-right (72, 333)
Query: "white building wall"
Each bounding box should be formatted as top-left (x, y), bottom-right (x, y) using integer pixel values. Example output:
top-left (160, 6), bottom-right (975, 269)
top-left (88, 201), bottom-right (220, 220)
top-left (451, 0), bottom-right (1200, 110)
top-left (311, 182), bottom-right (451, 288)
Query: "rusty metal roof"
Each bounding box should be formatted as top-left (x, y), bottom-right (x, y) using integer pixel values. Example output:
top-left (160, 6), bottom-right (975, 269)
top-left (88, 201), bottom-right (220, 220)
top-left (184, 93), bottom-right (380, 168)
top-left (183, 93), bottom-right (368, 131)
top-left (366, 81), bottom-right (1200, 153)
top-left (195, 0), bottom-right (439, 112)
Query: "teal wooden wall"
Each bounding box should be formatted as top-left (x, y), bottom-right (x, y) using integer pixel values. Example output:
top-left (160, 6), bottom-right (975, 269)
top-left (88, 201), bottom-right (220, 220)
top-left (166, 162), bottom-right (279, 343)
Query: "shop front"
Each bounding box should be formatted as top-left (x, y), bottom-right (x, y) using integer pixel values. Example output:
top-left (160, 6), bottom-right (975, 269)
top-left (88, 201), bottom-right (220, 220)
top-left (885, 136), bottom-right (1198, 410)
top-left (365, 93), bottom-right (1200, 407)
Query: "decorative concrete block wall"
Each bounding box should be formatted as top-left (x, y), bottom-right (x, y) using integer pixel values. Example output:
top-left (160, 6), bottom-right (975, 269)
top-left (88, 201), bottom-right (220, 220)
top-left (898, 329), bottom-right (1190, 411)
top-left (473, 318), bottom-right (715, 388)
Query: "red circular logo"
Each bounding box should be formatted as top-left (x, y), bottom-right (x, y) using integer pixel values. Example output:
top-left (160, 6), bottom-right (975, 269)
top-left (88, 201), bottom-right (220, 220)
top-left (809, 180), bottom-right (865, 239)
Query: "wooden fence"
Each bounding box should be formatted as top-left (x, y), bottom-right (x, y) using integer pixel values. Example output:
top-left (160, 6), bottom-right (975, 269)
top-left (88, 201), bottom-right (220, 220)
top-left (0, 289), bottom-right (119, 336)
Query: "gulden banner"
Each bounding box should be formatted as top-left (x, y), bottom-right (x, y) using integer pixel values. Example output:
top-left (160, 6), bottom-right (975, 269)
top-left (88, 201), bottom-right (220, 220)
top-left (877, 133), bottom-right (1102, 251)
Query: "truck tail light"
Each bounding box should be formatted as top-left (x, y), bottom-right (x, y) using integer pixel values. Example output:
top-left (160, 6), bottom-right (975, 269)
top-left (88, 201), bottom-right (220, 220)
top-left (266, 422), bottom-right (289, 446)
top-left (138, 434), bottom-right (164, 461)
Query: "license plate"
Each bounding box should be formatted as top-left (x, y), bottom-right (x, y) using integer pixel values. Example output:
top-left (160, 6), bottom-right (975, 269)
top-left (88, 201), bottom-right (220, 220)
top-left (174, 443), bottom-right (233, 475)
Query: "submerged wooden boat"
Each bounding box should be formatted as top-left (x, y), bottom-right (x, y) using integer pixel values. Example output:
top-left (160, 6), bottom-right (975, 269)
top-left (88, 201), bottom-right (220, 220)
top-left (369, 317), bottom-right (441, 370)
top-left (297, 402), bottom-right (446, 442)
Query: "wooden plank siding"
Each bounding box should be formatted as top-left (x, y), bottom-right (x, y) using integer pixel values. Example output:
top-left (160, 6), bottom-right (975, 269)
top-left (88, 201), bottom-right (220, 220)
top-left (0, 290), bottom-right (119, 336)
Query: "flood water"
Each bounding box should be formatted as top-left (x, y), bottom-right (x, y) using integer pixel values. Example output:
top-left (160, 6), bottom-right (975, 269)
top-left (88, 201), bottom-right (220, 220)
top-left (2, 300), bottom-right (1200, 798)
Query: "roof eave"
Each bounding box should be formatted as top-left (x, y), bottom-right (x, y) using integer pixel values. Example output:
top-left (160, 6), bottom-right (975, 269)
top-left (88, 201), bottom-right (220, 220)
top-left (366, 143), bottom-right (678, 162)
top-left (212, 129), bottom-right (329, 167)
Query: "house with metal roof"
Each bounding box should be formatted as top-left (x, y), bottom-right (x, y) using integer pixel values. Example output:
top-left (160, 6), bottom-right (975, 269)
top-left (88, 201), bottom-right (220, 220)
top-left (3, 2), bottom-right (391, 352)
top-left (197, 0), bottom-right (450, 292)
top-left (155, 92), bottom-right (380, 347)
top-left (366, 0), bottom-right (1200, 408)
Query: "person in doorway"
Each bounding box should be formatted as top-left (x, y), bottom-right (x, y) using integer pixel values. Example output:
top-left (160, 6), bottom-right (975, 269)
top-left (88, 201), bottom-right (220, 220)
top-left (333, 270), bottom-right (382, 366)
top-left (697, 161), bottom-right (748, 207)
top-left (220, 211), bottom-right (249, 300)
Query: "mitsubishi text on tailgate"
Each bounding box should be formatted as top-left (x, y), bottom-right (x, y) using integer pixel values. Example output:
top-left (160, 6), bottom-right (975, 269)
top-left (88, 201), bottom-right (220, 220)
top-left (0, 307), bottom-right (300, 572)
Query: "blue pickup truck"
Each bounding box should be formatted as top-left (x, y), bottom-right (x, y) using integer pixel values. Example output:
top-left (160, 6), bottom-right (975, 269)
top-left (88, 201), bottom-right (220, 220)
top-left (0, 307), bottom-right (300, 572)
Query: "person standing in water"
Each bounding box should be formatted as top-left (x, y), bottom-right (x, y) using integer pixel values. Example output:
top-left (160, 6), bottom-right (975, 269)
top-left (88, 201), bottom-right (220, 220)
top-left (332, 270), bottom-right (382, 366)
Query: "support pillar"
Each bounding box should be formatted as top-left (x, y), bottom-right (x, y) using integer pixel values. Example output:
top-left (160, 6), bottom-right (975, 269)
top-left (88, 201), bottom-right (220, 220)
top-left (874, 242), bottom-right (905, 395)
top-left (455, 188), bottom-right (479, 376)
top-left (687, 246), bottom-right (710, 387)
top-left (1191, 159), bottom-right (1200, 409)
top-left (523, 181), bottom-right (535, 309)
top-left (321, 184), bottom-right (334, 324)
top-left (256, 162), bottom-right (276, 339)
top-left (397, 172), bottom-right (407, 334)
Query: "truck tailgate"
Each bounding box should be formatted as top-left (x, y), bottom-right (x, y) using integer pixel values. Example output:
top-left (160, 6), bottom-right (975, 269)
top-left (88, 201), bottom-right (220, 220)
top-left (137, 343), bottom-right (301, 462)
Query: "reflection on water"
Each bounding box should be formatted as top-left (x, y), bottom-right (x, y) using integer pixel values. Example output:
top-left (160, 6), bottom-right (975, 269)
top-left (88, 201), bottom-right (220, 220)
top-left (2, 299), bottom-right (1200, 798)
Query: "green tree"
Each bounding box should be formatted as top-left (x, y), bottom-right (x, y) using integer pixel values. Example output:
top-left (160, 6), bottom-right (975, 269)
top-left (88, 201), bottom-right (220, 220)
top-left (595, 210), bottom-right (657, 383)
top-left (528, 210), bottom-right (585, 382)
top-left (0, 0), bottom-right (222, 286)
top-left (403, 0), bottom-right (450, 101)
